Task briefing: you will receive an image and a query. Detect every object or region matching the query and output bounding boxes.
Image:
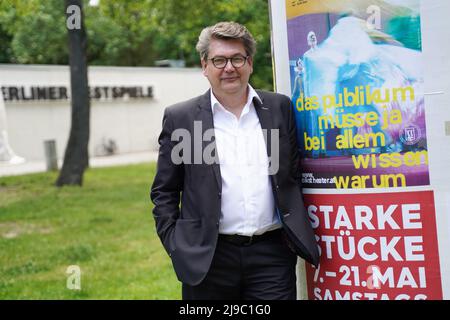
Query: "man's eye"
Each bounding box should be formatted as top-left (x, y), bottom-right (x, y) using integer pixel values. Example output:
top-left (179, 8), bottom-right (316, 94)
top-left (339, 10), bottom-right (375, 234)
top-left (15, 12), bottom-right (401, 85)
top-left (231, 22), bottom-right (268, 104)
top-left (213, 58), bottom-right (226, 65)
top-left (232, 57), bottom-right (244, 63)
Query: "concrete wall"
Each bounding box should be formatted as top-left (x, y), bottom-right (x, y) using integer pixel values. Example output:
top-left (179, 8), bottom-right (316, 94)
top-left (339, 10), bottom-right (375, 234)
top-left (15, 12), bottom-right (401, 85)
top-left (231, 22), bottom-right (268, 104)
top-left (0, 64), bottom-right (209, 161)
top-left (270, 0), bottom-right (450, 300)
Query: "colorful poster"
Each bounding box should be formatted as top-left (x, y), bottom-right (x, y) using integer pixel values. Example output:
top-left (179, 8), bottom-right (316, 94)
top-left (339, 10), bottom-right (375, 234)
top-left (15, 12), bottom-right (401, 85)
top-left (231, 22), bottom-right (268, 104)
top-left (303, 191), bottom-right (443, 300)
top-left (286, 0), bottom-right (429, 189)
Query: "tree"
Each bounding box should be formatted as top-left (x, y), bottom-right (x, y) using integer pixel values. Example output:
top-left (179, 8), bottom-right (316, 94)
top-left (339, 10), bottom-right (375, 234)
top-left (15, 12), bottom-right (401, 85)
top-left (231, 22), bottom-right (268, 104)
top-left (56, 0), bottom-right (90, 186)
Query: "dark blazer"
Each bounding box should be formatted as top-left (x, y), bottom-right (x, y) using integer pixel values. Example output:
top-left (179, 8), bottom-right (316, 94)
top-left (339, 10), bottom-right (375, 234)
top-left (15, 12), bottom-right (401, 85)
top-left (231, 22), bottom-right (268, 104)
top-left (150, 89), bottom-right (319, 286)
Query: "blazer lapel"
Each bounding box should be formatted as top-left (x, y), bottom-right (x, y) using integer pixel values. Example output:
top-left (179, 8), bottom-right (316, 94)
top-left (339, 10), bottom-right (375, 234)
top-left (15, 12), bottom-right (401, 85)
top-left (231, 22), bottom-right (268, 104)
top-left (254, 92), bottom-right (280, 186)
top-left (197, 90), bottom-right (222, 191)
top-left (254, 93), bottom-right (275, 159)
top-left (196, 90), bottom-right (275, 190)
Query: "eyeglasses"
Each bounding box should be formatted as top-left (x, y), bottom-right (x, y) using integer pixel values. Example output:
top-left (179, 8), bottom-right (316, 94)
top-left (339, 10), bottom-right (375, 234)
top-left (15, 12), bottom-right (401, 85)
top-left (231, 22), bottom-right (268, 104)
top-left (207, 55), bottom-right (249, 69)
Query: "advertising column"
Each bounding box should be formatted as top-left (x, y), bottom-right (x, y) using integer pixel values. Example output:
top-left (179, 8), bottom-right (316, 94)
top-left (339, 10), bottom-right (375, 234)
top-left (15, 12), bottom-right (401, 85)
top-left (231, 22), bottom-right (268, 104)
top-left (270, 0), bottom-right (450, 300)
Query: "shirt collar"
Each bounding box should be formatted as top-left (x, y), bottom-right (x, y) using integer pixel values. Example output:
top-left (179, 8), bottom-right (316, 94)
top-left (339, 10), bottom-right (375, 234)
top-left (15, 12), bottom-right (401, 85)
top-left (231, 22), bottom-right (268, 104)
top-left (210, 85), bottom-right (262, 113)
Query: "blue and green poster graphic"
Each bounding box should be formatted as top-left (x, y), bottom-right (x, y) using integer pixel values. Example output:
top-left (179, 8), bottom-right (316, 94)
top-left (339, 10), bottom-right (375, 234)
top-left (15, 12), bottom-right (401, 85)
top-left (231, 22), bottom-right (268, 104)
top-left (286, 0), bottom-right (428, 189)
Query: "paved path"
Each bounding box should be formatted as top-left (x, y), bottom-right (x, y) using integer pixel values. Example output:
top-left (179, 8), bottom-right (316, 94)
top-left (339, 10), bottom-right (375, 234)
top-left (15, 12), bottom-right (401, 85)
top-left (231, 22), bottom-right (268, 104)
top-left (0, 151), bottom-right (159, 177)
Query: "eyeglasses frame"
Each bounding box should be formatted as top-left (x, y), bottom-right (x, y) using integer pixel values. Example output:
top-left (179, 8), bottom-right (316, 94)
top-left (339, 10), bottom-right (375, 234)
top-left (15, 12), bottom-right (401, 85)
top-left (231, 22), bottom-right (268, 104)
top-left (206, 55), bottom-right (250, 69)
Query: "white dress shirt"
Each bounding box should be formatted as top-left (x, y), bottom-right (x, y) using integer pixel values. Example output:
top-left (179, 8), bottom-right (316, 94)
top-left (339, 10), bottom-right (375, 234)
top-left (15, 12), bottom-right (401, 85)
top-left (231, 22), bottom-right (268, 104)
top-left (211, 86), bottom-right (281, 236)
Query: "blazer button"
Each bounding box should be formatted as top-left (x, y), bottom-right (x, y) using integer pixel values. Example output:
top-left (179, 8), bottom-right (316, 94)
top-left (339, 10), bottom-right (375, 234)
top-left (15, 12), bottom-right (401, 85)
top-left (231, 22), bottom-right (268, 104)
top-left (218, 192), bottom-right (221, 198)
top-left (216, 222), bottom-right (219, 228)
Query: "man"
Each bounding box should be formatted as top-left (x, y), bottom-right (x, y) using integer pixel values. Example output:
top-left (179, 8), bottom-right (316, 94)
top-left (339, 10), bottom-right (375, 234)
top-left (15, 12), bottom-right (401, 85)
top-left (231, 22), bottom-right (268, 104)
top-left (151, 21), bottom-right (319, 300)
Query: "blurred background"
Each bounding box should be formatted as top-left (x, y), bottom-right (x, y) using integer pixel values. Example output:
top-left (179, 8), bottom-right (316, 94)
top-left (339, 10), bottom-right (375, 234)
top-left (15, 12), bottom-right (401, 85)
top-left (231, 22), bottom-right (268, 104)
top-left (0, 0), bottom-right (273, 299)
top-left (0, 0), bottom-right (273, 88)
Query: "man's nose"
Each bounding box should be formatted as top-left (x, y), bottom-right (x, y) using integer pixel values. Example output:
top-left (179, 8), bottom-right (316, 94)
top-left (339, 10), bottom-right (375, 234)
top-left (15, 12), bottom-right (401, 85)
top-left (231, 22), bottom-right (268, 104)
top-left (223, 59), bottom-right (236, 72)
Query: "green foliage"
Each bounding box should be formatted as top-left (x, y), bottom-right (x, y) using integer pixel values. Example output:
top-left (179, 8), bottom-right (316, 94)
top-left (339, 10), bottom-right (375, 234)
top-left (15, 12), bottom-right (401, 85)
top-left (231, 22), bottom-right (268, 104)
top-left (0, 0), bottom-right (273, 89)
top-left (0, 0), bottom-right (68, 64)
top-left (0, 23), bottom-right (13, 63)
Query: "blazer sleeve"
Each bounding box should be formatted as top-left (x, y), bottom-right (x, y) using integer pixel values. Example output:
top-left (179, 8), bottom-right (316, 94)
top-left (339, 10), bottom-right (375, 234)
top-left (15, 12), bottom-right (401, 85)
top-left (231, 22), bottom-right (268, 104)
top-left (150, 107), bottom-right (184, 255)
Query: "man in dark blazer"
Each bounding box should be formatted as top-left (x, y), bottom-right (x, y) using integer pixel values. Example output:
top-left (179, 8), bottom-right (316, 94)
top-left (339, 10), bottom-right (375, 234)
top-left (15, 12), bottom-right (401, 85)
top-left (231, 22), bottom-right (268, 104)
top-left (151, 21), bottom-right (319, 300)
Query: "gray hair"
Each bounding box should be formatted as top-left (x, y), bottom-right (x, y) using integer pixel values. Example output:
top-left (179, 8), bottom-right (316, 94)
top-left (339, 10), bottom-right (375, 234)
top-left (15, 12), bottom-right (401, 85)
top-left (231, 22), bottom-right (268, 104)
top-left (196, 21), bottom-right (257, 61)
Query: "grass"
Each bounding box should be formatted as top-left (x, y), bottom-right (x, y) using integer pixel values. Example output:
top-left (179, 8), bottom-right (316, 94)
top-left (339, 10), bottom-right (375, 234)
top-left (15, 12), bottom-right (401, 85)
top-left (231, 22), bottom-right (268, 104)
top-left (0, 163), bottom-right (181, 299)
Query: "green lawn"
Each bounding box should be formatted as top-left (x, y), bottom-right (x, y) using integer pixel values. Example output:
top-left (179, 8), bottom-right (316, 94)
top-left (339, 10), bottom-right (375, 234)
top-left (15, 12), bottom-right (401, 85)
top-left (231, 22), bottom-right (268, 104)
top-left (0, 163), bottom-right (181, 299)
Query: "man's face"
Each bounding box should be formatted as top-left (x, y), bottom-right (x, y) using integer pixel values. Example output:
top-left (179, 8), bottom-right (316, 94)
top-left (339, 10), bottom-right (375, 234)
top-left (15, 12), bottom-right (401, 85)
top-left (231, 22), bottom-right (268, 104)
top-left (201, 38), bottom-right (253, 97)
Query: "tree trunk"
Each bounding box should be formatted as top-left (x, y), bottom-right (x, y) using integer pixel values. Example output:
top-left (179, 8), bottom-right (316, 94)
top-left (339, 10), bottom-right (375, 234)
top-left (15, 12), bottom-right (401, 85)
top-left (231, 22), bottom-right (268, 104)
top-left (56, 0), bottom-right (90, 187)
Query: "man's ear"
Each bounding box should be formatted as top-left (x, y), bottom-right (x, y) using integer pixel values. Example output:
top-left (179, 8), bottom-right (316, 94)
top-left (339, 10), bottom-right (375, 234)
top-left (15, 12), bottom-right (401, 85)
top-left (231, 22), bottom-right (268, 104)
top-left (248, 56), bottom-right (254, 75)
top-left (201, 59), bottom-right (208, 76)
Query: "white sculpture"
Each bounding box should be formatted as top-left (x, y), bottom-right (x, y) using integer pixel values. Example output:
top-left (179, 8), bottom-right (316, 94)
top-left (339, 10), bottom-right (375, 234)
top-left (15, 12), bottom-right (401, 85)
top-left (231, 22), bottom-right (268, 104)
top-left (0, 84), bottom-right (25, 164)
